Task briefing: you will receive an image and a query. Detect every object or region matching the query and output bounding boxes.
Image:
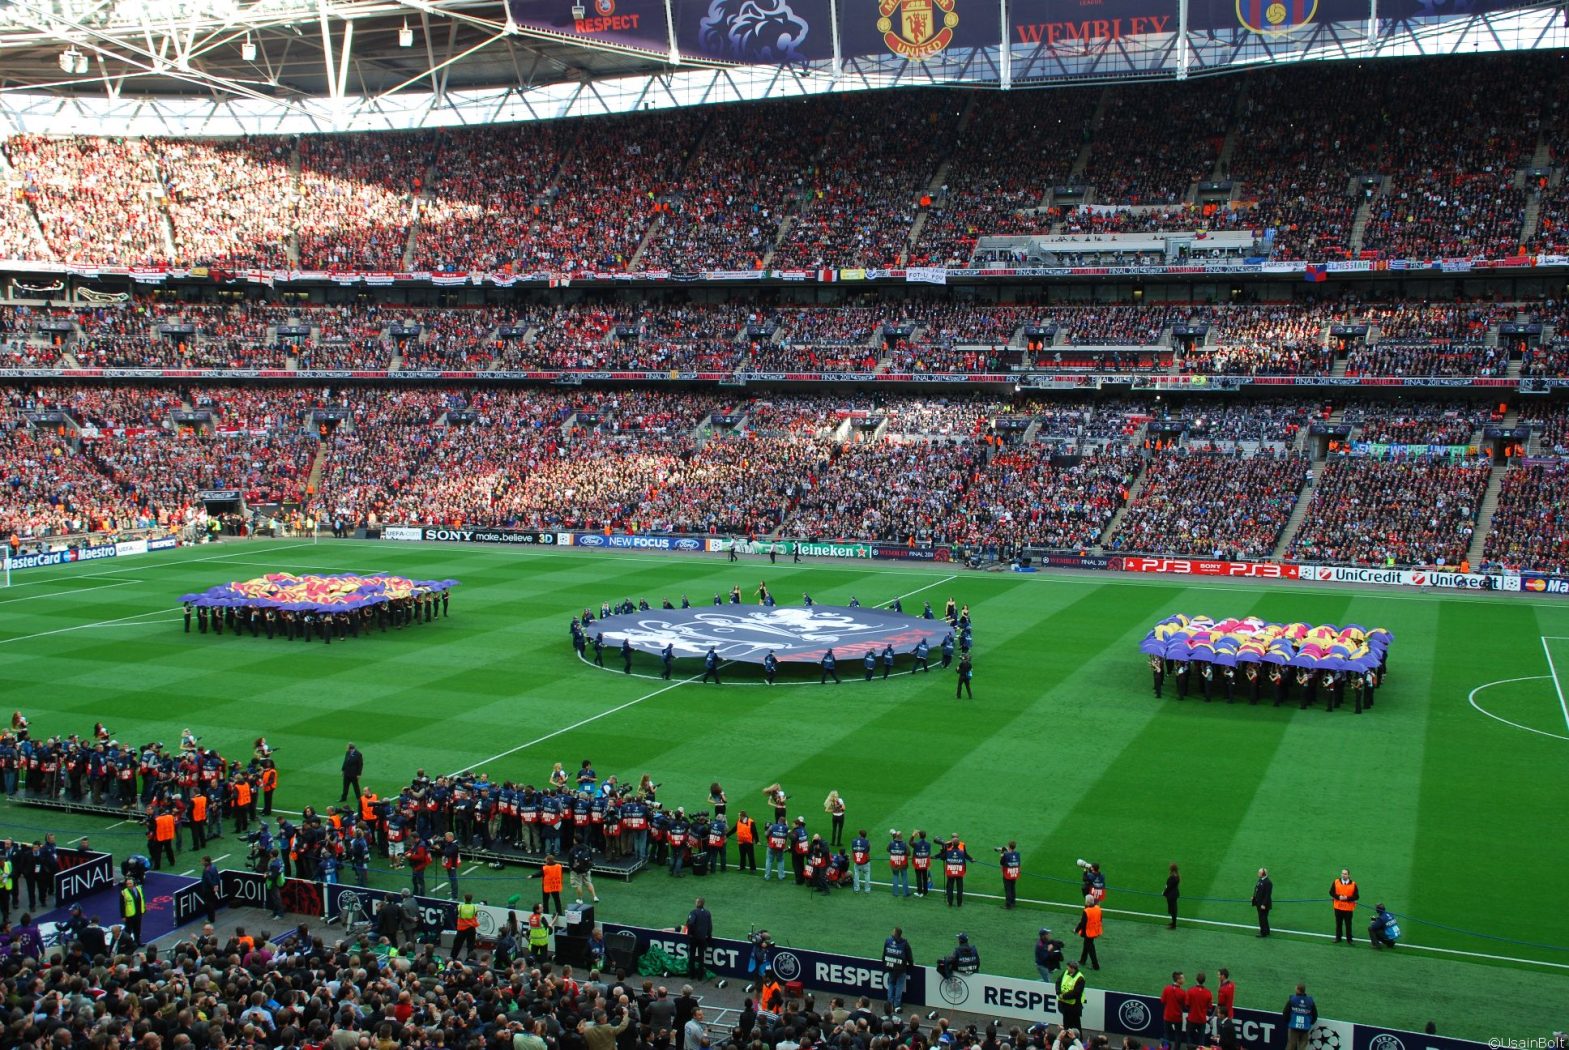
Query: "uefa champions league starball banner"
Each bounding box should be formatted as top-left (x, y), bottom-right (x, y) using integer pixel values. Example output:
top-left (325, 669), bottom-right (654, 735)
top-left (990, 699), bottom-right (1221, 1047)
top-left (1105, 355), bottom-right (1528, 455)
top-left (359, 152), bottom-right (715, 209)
top-left (591, 604), bottom-right (942, 663)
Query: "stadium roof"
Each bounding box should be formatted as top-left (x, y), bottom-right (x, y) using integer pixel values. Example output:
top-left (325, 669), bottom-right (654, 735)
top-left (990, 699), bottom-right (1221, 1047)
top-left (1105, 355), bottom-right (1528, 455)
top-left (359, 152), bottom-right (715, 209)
top-left (0, 0), bottom-right (1564, 136)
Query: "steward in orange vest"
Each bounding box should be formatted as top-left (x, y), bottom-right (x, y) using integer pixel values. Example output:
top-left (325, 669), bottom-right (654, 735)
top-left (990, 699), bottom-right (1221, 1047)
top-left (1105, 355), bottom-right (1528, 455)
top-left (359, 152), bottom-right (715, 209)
top-left (1075, 896), bottom-right (1103, 970)
top-left (1331, 869), bottom-right (1360, 943)
top-left (259, 763), bottom-right (278, 816)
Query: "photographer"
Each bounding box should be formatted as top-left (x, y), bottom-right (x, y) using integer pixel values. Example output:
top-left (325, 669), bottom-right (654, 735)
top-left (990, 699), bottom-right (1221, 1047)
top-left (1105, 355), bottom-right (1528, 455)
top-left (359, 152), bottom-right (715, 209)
top-left (935, 931), bottom-right (979, 979)
top-left (882, 925), bottom-right (914, 1014)
top-left (746, 928), bottom-right (773, 976)
top-left (998, 841), bottom-right (1021, 909)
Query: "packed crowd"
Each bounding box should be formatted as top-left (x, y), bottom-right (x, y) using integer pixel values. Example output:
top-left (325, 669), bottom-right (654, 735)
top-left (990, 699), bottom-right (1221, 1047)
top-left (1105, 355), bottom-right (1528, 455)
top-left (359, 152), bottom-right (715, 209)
top-left (638, 101), bottom-right (827, 273)
top-left (770, 94), bottom-right (953, 270)
top-left (0, 54), bottom-right (1563, 272)
top-left (1482, 461), bottom-right (1569, 573)
top-left (1360, 173), bottom-right (1526, 260)
top-left (1287, 456), bottom-right (1492, 567)
top-left (85, 430), bottom-right (318, 508)
top-left (1526, 182), bottom-right (1569, 254)
top-left (1522, 403), bottom-right (1569, 455)
top-left (1521, 341), bottom-right (1569, 378)
top-left (1178, 303), bottom-right (1341, 376)
top-left (1079, 80), bottom-right (1230, 205)
top-left (952, 446), bottom-right (1136, 551)
top-left (5, 135), bottom-right (169, 266)
top-left (1343, 403), bottom-right (1485, 446)
top-left (908, 92), bottom-right (1092, 265)
top-left (1107, 451), bottom-right (1309, 560)
top-left (157, 137), bottom-right (296, 268)
top-left (1150, 401), bottom-right (1314, 445)
top-left (0, 424), bottom-right (154, 538)
top-left (1344, 341), bottom-right (1508, 378)
top-left (1056, 205), bottom-right (1250, 237)
top-left (295, 133), bottom-right (432, 271)
top-left (412, 124), bottom-right (572, 273)
top-left (1062, 306), bottom-right (1178, 346)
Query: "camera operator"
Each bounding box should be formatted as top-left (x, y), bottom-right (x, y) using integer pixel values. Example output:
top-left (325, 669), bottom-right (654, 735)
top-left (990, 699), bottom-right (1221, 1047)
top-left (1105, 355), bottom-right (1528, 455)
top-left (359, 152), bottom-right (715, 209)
top-left (881, 925), bottom-right (914, 1014)
top-left (998, 841), bottom-right (1022, 909)
top-left (746, 928), bottom-right (773, 977)
top-left (935, 931), bottom-right (979, 979)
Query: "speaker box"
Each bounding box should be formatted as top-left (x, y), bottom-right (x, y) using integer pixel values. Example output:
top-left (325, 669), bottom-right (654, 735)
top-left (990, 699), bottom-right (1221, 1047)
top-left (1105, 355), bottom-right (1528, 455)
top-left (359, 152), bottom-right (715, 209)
top-left (555, 933), bottom-right (591, 967)
top-left (565, 904), bottom-right (595, 937)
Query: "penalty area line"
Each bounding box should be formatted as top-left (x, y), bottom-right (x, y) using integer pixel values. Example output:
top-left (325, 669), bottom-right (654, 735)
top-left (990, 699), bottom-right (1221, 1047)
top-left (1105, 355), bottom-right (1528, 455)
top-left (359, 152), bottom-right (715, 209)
top-left (0, 579), bottom-right (141, 606)
top-left (1467, 676), bottom-right (1569, 742)
top-left (1541, 636), bottom-right (1569, 736)
top-left (0, 608), bottom-right (184, 646)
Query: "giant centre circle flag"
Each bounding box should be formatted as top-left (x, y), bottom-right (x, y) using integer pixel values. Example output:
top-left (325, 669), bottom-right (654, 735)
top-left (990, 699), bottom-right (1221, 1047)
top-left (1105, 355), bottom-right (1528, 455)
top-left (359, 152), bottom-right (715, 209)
top-left (591, 605), bottom-right (941, 664)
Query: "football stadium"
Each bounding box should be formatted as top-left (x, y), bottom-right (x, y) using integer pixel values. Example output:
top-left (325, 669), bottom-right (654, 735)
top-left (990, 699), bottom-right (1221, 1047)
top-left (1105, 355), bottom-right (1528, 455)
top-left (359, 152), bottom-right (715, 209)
top-left (2, 0), bottom-right (1569, 1045)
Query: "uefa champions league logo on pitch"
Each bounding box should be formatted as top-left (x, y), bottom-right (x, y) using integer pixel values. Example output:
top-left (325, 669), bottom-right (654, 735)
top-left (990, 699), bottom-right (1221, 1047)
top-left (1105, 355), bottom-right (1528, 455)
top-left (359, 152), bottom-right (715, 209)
top-left (593, 605), bottom-right (935, 663)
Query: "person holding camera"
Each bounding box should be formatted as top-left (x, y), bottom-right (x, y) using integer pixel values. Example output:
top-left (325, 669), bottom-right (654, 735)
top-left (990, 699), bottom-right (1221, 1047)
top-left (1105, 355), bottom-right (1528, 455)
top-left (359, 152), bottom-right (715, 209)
top-left (941, 834), bottom-right (972, 908)
top-left (887, 830), bottom-right (911, 897)
top-left (881, 926), bottom-right (914, 1014)
top-left (998, 841), bottom-right (1022, 909)
top-left (851, 830), bottom-right (873, 893)
top-left (936, 931), bottom-right (980, 979)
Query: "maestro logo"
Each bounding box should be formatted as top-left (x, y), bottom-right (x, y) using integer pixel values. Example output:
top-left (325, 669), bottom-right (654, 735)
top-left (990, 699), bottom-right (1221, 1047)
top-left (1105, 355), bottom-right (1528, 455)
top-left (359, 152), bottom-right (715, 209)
top-left (1117, 1000), bottom-right (1153, 1033)
top-left (769, 950), bottom-right (801, 982)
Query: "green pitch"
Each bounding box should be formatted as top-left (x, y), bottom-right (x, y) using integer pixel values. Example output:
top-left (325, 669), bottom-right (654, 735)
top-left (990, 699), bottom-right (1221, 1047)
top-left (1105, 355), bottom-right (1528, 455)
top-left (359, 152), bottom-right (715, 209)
top-left (4, 539), bottom-right (1568, 1038)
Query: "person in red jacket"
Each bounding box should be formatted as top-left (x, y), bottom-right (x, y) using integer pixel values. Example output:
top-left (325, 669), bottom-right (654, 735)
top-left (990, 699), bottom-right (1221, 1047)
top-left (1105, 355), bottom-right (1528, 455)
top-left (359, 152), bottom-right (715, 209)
top-left (407, 839), bottom-right (431, 897)
top-left (1185, 971), bottom-right (1215, 1049)
top-left (1216, 968), bottom-right (1236, 1020)
top-left (1160, 972), bottom-right (1187, 1050)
